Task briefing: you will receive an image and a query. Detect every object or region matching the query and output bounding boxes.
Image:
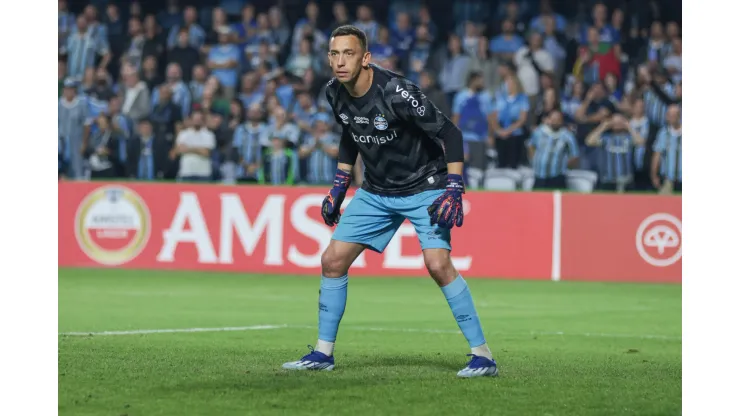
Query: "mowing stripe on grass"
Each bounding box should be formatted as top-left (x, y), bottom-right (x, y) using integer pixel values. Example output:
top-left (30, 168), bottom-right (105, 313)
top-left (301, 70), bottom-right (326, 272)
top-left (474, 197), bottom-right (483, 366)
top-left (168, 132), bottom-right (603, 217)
top-left (59, 324), bottom-right (681, 341)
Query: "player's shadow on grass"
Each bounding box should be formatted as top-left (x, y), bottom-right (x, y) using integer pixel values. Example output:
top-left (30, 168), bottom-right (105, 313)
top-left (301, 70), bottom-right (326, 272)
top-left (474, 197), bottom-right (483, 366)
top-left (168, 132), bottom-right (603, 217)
top-left (348, 354), bottom-right (461, 371)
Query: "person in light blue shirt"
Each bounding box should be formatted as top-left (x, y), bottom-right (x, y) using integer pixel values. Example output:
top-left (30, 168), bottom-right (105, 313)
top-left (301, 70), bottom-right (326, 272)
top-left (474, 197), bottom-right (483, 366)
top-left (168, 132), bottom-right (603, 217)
top-left (586, 113), bottom-right (646, 192)
top-left (492, 77), bottom-right (530, 169)
top-left (452, 72), bottom-right (495, 171)
top-left (651, 105), bottom-right (682, 193)
top-left (167, 6), bottom-right (206, 50)
top-left (528, 110), bottom-right (579, 189)
top-left (207, 27), bottom-right (241, 101)
top-left (298, 113), bottom-right (340, 185)
top-left (489, 20), bottom-right (524, 60)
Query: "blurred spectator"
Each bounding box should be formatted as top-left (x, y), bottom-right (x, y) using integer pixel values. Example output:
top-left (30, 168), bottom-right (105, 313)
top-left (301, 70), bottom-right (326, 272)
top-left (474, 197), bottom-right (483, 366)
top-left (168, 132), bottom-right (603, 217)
top-left (268, 7), bottom-right (291, 52)
top-left (639, 21), bottom-right (671, 67)
top-left (67, 15), bottom-right (111, 79)
top-left (294, 1), bottom-right (323, 44)
top-left (651, 105), bottom-right (682, 193)
top-left (470, 36), bottom-right (500, 96)
top-left (370, 26), bottom-right (395, 64)
top-left (439, 34), bottom-right (472, 105)
top-left (123, 17), bottom-right (146, 70)
top-left (514, 32), bottom-right (555, 104)
top-left (59, 0), bottom-right (76, 54)
top-left (87, 67), bottom-right (115, 101)
top-left (574, 26), bottom-right (620, 85)
top-left (530, 0), bottom-right (567, 33)
top-left (227, 99), bottom-right (247, 135)
top-left (580, 2), bottom-right (620, 51)
top-left (328, 2), bottom-right (351, 34)
top-left (142, 15), bottom-right (166, 67)
top-left (586, 113), bottom-right (646, 192)
top-left (419, 71), bottom-right (451, 117)
top-left (207, 27), bottom-right (241, 100)
top-left (406, 24), bottom-right (433, 84)
top-left (498, 0), bottom-right (527, 35)
top-left (168, 29), bottom-right (201, 84)
top-left (417, 5), bottom-right (438, 42)
top-left (206, 111), bottom-right (229, 156)
top-left (666, 21), bottom-right (681, 43)
top-left (286, 37), bottom-right (323, 78)
top-left (80, 5), bottom-right (109, 55)
top-left (391, 12), bottom-right (415, 63)
top-left (149, 85), bottom-right (183, 141)
top-left (528, 110), bottom-right (579, 190)
top-left (158, 0), bottom-right (182, 32)
top-left (663, 38), bottom-right (682, 83)
top-left (233, 4), bottom-right (256, 45)
top-left (489, 20), bottom-right (524, 62)
top-left (492, 76), bottom-right (529, 169)
top-left (189, 65), bottom-right (208, 104)
top-left (267, 106), bottom-right (301, 148)
top-left (452, 71), bottom-right (495, 172)
top-left (104, 3), bottom-right (126, 69)
top-left (540, 16), bottom-right (567, 84)
top-left (239, 72), bottom-right (265, 110)
top-left (85, 113), bottom-right (121, 179)
top-left (259, 136), bottom-right (298, 185)
top-left (206, 7), bottom-right (229, 46)
top-left (153, 63), bottom-right (192, 118)
top-left (80, 67), bottom-right (97, 95)
top-left (128, 1), bottom-right (142, 20)
top-left (299, 113), bottom-right (339, 184)
top-left (642, 66), bottom-right (676, 128)
top-left (108, 96), bottom-right (133, 141)
top-left (221, 0), bottom-right (246, 18)
top-left (246, 40), bottom-right (280, 73)
top-left (128, 119), bottom-right (171, 180)
top-left (233, 105), bottom-right (268, 183)
top-left (167, 6), bottom-right (205, 50)
top-left (461, 21), bottom-right (481, 57)
top-left (141, 56), bottom-right (162, 93)
top-left (120, 64), bottom-right (150, 123)
top-left (575, 82), bottom-right (614, 171)
top-left (629, 98), bottom-right (652, 191)
top-left (604, 72), bottom-right (622, 106)
top-left (292, 91), bottom-right (319, 136)
top-left (561, 80), bottom-right (585, 127)
top-left (201, 77), bottom-right (232, 115)
top-left (172, 110), bottom-right (215, 181)
top-left (59, 60), bottom-right (68, 97)
top-left (354, 5), bottom-right (380, 44)
top-left (59, 78), bottom-right (89, 179)
top-left (535, 87), bottom-right (559, 125)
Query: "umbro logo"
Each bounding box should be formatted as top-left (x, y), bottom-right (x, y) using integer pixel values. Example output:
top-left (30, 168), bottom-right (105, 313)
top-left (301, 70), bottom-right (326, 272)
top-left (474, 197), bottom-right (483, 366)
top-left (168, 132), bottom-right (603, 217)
top-left (339, 113), bottom-right (349, 125)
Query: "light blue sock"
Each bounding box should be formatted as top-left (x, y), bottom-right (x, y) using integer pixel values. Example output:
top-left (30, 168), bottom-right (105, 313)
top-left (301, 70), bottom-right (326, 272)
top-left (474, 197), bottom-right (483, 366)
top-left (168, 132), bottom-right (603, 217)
top-left (440, 274), bottom-right (486, 348)
top-left (317, 274), bottom-right (348, 343)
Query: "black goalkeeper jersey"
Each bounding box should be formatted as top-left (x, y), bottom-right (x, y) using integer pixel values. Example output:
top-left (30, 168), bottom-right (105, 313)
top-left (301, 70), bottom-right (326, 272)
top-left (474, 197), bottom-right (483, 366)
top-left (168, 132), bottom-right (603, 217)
top-left (325, 64), bottom-right (454, 196)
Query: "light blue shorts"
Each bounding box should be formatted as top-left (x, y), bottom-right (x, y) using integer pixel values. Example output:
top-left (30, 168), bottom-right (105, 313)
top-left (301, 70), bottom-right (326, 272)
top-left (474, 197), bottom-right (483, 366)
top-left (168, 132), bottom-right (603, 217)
top-left (332, 189), bottom-right (452, 253)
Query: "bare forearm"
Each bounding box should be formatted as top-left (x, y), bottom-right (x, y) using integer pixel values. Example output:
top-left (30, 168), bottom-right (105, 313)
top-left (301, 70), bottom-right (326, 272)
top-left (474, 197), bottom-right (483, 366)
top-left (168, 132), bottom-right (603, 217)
top-left (447, 162), bottom-right (464, 176)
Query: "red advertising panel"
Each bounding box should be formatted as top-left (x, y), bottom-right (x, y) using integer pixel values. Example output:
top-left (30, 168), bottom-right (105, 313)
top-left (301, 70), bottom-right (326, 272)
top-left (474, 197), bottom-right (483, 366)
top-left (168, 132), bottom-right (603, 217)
top-left (58, 182), bottom-right (553, 280)
top-left (560, 193), bottom-right (682, 283)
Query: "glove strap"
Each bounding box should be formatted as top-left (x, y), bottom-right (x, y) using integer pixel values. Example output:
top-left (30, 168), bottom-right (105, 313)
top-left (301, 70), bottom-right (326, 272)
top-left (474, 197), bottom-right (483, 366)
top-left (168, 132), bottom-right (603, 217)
top-left (446, 174), bottom-right (465, 193)
top-left (333, 169), bottom-right (352, 191)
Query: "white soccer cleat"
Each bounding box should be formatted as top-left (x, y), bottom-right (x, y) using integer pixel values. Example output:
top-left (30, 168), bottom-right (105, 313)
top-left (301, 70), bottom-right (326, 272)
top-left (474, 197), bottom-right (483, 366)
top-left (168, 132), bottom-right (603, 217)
top-left (456, 354), bottom-right (499, 378)
top-left (282, 346), bottom-right (335, 371)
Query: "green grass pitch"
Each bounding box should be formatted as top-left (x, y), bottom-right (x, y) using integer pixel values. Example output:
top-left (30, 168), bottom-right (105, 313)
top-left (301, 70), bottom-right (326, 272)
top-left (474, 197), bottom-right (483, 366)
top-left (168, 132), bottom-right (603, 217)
top-left (58, 268), bottom-right (681, 416)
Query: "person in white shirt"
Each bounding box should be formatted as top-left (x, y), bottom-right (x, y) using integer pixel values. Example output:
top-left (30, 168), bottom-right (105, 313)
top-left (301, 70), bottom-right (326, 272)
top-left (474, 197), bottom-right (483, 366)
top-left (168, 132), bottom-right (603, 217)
top-left (514, 32), bottom-right (554, 104)
top-left (172, 110), bottom-right (216, 181)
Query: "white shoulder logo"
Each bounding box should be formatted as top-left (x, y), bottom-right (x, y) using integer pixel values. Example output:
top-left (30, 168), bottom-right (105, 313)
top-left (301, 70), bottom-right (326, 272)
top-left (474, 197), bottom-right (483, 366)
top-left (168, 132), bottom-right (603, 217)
top-left (395, 84), bottom-right (424, 115)
top-left (339, 113), bottom-right (349, 125)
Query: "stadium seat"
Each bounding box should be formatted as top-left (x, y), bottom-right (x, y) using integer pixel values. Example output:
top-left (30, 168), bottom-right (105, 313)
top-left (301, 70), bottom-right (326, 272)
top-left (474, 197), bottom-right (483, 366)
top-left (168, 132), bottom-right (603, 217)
top-left (566, 169), bottom-right (598, 186)
top-left (484, 175), bottom-right (518, 191)
top-left (467, 168), bottom-right (484, 189)
top-left (566, 176), bottom-right (594, 193)
top-left (522, 176), bottom-right (535, 191)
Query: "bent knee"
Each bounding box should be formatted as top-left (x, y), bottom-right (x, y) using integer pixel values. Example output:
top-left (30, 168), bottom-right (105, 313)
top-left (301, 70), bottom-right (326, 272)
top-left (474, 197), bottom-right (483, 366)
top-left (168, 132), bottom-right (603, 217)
top-left (424, 251), bottom-right (457, 284)
top-left (321, 247), bottom-right (351, 278)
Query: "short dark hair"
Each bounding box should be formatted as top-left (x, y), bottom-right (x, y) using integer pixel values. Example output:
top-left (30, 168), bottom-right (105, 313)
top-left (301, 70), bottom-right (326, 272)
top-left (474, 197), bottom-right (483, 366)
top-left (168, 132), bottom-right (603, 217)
top-left (330, 25), bottom-right (368, 51)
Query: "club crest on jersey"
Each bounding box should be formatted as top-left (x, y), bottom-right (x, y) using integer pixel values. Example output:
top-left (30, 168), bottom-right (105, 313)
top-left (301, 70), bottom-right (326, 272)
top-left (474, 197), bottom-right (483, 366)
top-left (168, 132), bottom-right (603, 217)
top-left (373, 114), bottom-right (388, 131)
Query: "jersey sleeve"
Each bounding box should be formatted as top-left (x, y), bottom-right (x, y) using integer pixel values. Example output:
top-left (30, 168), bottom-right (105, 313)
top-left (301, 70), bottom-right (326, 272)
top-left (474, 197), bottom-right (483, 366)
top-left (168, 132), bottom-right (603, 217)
top-left (386, 77), bottom-right (450, 139)
top-left (566, 131), bottom-right (579, 158)
top-left (324, 79), bottom-right (344, 126)
top-left (324, 78), bottom-right (359, 166)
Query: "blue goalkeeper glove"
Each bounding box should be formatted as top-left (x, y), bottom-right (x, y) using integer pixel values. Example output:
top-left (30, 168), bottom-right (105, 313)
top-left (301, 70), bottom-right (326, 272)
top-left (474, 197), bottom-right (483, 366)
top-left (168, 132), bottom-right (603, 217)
top-left (428, 174), bottom-right (465, 229)
top-left (321, 169), bottom-right (352, 227)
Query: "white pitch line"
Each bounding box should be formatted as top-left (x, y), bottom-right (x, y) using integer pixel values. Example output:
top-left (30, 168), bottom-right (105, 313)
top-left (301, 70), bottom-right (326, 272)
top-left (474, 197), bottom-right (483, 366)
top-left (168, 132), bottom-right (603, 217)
top-left (59, 324), bottom-right (680, 341)
top-left (59, 324), bottom-right (287, 336)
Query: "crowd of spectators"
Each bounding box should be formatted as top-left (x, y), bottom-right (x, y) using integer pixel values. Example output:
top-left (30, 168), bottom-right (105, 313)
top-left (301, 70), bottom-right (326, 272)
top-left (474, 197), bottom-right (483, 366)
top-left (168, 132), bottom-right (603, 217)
top-left (59, 0), bottom-right (682, 193)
